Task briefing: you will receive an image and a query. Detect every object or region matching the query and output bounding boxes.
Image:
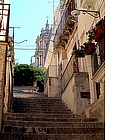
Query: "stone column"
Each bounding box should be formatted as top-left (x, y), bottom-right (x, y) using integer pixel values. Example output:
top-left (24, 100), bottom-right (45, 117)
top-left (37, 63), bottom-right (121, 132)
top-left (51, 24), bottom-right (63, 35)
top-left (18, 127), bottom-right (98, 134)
top-left (85, 55), bottom-right (97, 104)
top-left (0, 43), bottom-right (7, 131)
top-left (4, 57), bottom-right (12, 113)
top-left (100, 78), bottom-right (105, 98)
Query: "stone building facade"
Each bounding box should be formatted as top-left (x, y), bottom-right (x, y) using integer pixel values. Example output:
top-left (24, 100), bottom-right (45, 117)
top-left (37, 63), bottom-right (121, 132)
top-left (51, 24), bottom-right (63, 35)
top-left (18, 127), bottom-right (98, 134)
top-left (44, 3), bottom-right (61, 97)
top-left (44, 0), bottom-right (105, 121)
top-left (0, 41), bottom-right (13, 131)
top-left (0, 44), bottom-right (7, 131)
top-left (0, 1), bottom-right (11, 131)
top-left (34, 20), bottom-right (50, 69)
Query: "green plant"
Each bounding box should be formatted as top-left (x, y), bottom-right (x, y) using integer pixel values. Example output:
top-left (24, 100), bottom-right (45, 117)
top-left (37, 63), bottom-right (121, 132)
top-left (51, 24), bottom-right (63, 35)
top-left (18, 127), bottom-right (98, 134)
top-left (72, 45), bottom-right (86, 57)
top-left (87, 28), bottom-right (97, 43)
top-left (8, 41), bottom-right (13, 53)
top-left (14, 64), bottom-right (45, 92)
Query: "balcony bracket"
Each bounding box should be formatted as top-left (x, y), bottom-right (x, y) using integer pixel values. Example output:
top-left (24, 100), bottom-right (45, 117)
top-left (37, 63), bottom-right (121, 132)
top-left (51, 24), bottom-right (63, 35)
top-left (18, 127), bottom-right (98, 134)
top-left (71, 9), bottom-right (100, 18)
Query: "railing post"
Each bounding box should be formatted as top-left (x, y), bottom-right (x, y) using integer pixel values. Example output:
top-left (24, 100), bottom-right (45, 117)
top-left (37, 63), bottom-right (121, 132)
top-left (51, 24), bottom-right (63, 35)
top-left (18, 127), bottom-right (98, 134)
top-left (73, 55), bottom-right (79, 73)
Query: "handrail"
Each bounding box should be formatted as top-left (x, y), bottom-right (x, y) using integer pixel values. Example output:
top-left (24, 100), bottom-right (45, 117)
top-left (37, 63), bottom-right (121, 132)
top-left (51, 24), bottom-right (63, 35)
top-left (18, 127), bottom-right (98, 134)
top-left (60, 55), bottom-right (78, 79)
top-left (60, 55), bottom-right (87, 93)
top-left (61, 55), bottom-right (77, 92)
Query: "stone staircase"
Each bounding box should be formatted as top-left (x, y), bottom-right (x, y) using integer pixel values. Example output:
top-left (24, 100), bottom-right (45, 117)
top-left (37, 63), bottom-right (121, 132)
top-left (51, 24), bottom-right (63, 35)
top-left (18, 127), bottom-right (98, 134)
top-left (0, 93), bottom-right (104, 140)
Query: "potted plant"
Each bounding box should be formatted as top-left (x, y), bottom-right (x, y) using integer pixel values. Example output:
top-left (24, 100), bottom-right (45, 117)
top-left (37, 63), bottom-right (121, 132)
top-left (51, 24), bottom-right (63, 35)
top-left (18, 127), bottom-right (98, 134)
top-left (87, 28), bottom-right (96, 42)
top-left (94, 20), bottom-right (105, 42)
top-left (72, 46), bottom-right (86, 57)
top-left (80, 42), bottom-right (95, 55)
top-left (7, 42), bottom-right (13, 57)
top-left (94, 28), bottom-right (104, 42)
top-left (87, 19), bottom-right (105, 42)
top-left (85, 42), bottom-right (96, 55)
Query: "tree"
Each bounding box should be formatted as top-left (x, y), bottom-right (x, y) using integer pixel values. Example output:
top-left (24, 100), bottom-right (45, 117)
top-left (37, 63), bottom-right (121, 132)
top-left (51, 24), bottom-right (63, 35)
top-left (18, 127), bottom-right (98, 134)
top-left (14, 64), bottom-right (45, 92)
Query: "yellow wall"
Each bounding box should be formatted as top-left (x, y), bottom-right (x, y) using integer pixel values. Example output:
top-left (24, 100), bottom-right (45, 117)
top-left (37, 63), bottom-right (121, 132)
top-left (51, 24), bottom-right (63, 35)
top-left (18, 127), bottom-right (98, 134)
top-left (62, 77), bottom-right (76, 113)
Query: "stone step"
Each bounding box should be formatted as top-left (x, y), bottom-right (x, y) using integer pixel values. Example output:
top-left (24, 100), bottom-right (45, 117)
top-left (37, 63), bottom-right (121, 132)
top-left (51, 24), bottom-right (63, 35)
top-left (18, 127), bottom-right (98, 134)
top-left (13, 106), bottom-right (68, 109)
top-left (13, 97), bottom-right (62, 100)
top-left (2, 93), bottom-right (104, 139)
top-left (0, 133), bottom-right (104, 140)
top-left (13, 101), bottom-right (66, 104)
top-left (13, 102), bottom-right (65, 105)
top-left (4, 113), bottom-right (74, 119)
top-left (4, 115), bottom-right (96, 122)
top-left (13, 100), bottom-right (63, 103)
top-left (13, 108), bottom-right (70, 112)
top-left (4, 121), bottom-right (104, 128)
top-left (13, 110), bottom-right (72, 114)
top-left (13, 103), bottom-right (67, 106)
top-left (13, 98), bottom-right (62, 102)
top-left (3, 126), bottom-right (104, 134)
top-left (14, 99), bottom-right (64, 101)
top-left (13, 103), bottom-right (66, 106)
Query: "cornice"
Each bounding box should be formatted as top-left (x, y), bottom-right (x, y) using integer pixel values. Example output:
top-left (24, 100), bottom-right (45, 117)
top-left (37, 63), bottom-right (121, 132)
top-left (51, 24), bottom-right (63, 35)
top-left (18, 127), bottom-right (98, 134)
top-left (92, 62), bottom-right (105, 83)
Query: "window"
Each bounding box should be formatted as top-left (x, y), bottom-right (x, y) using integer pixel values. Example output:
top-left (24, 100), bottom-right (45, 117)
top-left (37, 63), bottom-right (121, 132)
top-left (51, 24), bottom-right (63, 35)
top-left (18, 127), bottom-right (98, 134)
top-left (49, 78), bottom-right (51, 86)
top-left (96, 82), bottom-right (100, 99)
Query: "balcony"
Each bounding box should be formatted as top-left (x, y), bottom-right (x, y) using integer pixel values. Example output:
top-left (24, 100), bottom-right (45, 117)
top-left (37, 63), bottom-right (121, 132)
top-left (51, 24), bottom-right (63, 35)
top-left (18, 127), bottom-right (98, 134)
top-left (0, 3), bottom-right (10, 42)
top-left (54, 0), bottom-right (77, 48)
top-left (61, 55), bottom-right (87, 93)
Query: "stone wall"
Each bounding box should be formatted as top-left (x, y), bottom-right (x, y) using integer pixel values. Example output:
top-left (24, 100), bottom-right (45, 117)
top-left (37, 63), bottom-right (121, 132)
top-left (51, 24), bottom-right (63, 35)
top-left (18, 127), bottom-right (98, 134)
top-left (47, 77), bottom-right (59, 97)
top-left (0, 44), bottom-right (7, 131)
top-left (62, 72), bottom-right (90, 115)
top-left (62, 75), bottom-right (75, 113)
top-left (85, 96), bottom-right (105, 121)
top-left (4, 57), bottom-right (13, 113)
top-left (74, 73), bottom-right (90, 115)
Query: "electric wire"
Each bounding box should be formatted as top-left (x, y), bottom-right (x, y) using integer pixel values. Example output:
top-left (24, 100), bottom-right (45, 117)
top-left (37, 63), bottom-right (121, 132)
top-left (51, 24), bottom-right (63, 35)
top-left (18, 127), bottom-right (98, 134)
top-left (14, 48), bottom-right (53, 53)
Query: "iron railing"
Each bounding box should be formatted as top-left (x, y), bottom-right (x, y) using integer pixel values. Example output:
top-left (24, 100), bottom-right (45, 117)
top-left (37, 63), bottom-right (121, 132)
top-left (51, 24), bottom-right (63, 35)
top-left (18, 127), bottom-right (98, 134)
top-left (61, 55), bottom-right (87, 92)
top-left (0, 3), bottom-right (10, 42)
top-left (54, 0), bottom-right (76, 47)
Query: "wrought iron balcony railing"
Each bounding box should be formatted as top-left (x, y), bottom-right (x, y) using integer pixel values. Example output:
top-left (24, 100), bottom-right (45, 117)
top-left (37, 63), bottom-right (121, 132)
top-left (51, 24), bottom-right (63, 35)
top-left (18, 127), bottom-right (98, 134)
top-left (0, 3), bottom-right (10, 42)
top-left (54, 0), bottom-right (76, 48)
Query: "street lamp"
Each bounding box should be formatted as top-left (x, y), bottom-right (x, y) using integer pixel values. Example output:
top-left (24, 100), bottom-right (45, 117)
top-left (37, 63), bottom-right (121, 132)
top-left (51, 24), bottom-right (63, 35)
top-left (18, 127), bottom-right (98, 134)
top-left (71, 9), bottom-right (100, 18)
top-left (14, 39), bottom-right (27, 44)
top-left (0, 3), bottom-right (10, 42)
top-left (9, 27), bottom-right (20, 48)
top-left (9, 27), bottom-right (27, 64)
top-left (30, 55), bottom-right (35, 65)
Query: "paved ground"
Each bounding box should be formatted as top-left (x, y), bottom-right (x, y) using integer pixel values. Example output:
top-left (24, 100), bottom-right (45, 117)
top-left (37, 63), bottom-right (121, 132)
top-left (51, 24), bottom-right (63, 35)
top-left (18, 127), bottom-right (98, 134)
top-left (13, 92), bottom-right (46, 99)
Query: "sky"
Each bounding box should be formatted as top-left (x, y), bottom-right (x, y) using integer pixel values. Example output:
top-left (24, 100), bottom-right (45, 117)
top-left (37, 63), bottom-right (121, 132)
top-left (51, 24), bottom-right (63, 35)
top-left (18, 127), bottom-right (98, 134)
top-left (9, 0), bottom-right (59, 64)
